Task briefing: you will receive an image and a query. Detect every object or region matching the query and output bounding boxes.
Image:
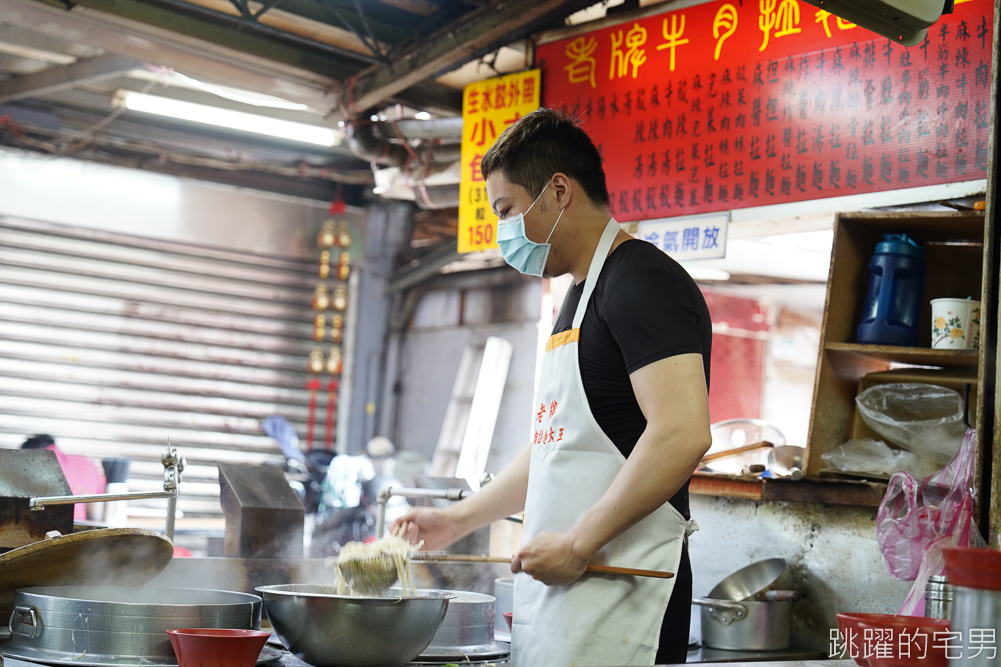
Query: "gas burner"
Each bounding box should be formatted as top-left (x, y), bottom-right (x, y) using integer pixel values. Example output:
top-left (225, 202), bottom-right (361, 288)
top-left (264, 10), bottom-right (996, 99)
top-left (406, 652), bottom-right (508, 664)
top-left (410, 641), bottom-right (510, 664)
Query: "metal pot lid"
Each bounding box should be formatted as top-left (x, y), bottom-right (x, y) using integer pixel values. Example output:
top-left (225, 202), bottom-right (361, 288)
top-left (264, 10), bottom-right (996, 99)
top-left (707, 559), bottom-right (791, 601)
top-left (17, 586), bottom-right (261, 606)
top-left (0, 530), bottom-right (174, 625)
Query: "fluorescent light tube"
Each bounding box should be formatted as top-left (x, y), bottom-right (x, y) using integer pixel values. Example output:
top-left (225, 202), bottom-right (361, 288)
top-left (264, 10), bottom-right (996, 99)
top-left (115, 90), bottom-right (341, 147)
top-left (127, 70), bottom-right (312, 111)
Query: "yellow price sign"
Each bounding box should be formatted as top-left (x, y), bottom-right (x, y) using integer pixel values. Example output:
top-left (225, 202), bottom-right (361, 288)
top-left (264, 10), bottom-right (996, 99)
top-left (458, 69), bottom-right (540, 254)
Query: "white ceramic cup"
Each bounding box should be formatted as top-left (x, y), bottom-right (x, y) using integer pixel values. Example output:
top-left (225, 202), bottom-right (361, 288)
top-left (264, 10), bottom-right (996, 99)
top-left (931, 298), bottom-right (980, 349)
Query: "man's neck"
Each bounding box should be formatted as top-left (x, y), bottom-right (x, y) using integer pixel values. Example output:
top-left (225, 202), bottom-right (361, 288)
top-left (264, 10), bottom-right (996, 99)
top-left (566, 206), bottom-right (624, 284)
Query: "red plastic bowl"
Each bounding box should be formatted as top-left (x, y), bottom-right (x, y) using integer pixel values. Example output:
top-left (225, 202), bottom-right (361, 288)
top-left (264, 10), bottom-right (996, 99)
top-left (167, 629), bottom-right (270, 667)
top-left (943, 547), bottom-right (1001, 591)
top-left (836, 613), bottom-right (873, 667)
top-left (835, 613), bottom-right (949, 667)
top-left (502, 612), bottom-right (513, 631)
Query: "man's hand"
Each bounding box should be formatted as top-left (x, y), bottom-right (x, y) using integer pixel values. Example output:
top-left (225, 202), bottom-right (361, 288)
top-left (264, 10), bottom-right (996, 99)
top-left (390, 508), bottom-right (461, 552)
top-left (391, 445), bottom-right (533, 554)
top-left (512, 531), bottom-right (589, 586)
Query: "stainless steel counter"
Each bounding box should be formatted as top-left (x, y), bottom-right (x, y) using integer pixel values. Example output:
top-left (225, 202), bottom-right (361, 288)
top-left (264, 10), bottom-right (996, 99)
top-left (672, 663), bottom-right (854, 667)
top-left (2, 650), bottom-right (855, 667)
top-left (686, 646), bottom-right (826, 663)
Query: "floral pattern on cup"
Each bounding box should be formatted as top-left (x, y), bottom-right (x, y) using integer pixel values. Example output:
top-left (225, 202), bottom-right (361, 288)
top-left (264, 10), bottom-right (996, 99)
top-left (930, 298), bottom-right (980, 350)
top-left (932, 315), bottom-right (964, 346)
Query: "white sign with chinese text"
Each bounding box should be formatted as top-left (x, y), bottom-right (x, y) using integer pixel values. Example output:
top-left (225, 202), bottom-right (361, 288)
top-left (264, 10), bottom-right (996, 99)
top-left (635, 211), bottom-right (729, 261)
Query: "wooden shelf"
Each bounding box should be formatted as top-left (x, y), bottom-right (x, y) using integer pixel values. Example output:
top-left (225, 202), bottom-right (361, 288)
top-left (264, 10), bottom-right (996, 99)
top-left (690, 473), bottom-right (765, 501)
top-left (690, 473), bottom-right (887, 507)
top-left (824, 342), bottom-right (980, 368)
top-left (804, 211), bottom-right (986, 478)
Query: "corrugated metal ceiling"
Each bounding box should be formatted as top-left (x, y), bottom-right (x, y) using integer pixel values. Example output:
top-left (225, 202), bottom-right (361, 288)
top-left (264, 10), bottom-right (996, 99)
top-left (0, 0), bottom-right (613, 202)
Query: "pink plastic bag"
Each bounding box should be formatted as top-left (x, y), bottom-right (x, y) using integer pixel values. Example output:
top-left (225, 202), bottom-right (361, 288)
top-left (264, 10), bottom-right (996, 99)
top-left (875, 428), bottom-right (985, 615)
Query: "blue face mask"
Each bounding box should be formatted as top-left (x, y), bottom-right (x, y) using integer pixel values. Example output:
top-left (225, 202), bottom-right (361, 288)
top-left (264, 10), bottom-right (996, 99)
top-left (496, 181), bottom-right (565, 277)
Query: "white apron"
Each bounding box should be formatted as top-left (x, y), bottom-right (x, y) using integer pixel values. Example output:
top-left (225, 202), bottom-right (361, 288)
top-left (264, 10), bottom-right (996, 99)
top-left (512, 219), bottom-right (697, 667)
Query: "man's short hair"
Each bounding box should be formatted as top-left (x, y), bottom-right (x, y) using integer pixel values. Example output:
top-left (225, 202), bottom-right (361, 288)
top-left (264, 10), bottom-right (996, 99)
top-left (481, 108), bottom-right (610, 207)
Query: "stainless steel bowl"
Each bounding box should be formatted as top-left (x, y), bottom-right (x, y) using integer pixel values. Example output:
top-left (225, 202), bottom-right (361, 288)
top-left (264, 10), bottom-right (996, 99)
top-left (256, 584), bottom-right (453, 667)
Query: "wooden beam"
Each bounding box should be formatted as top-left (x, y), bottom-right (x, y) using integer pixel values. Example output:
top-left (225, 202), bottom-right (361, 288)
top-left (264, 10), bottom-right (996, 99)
top-left (761, 477), bottom-right (887, 507)
top-left (0, 54), bottom-right (141, 104)
top-left (690, 473), bottom-right (764, 501)
top-left (338, 0), bottom-right (593, 116)
top-left (690, 472), bottom-right (889, 507)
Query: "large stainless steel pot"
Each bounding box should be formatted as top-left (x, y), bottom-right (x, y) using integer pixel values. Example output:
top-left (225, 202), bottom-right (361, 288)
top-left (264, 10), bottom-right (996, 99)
top-left (422, 590), bottom-right (508, 661)
top-left (6, 586), bottom-right (262, 667)
top-left (694, 597), bottom-right (792, 651)
top-left (425, 590), bottom-right (494, 652)
top-left (693, 559), bottom-right (798, 651)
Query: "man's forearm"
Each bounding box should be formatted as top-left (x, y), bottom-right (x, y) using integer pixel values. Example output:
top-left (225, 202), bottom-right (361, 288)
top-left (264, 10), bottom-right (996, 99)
top-left (566, 423), bottom-right (708, 562)
top-left (447, 444), bottom-right (532, 540)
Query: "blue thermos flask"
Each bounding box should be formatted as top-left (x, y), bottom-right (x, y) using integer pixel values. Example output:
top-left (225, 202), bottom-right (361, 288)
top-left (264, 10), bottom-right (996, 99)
top-left (856, 234), bottom-right (926, 346)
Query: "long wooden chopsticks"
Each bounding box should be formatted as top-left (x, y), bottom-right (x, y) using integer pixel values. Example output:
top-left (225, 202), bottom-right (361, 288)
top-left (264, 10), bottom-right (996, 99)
top-left (411, 552), bottom-right (674, 579)
top-left (700, 440), bottom-right (775, 463)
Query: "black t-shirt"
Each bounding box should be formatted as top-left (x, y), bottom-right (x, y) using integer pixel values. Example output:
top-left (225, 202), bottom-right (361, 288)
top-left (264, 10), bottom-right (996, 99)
top-left (552, 238), bottom-right (712, 519)
top-left (552, 237), bottom-right (711, 663)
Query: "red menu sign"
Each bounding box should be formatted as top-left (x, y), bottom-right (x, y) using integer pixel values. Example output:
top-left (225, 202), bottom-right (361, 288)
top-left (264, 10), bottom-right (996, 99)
top-left (535, 0), bottom-right (992, 221)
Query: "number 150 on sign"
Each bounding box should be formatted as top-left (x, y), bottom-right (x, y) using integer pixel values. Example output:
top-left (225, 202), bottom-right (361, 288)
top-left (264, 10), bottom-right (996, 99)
top-left (458, 183), bottom-right (497, 253)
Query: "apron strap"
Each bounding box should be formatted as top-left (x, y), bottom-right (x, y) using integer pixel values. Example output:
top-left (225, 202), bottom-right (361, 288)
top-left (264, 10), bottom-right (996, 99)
top-left (572, 219), bottom-right (621, 329)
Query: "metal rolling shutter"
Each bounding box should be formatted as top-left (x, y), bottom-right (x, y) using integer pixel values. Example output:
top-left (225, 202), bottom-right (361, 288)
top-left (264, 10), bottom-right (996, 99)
top-left (0, 216), bottom-right (316, 537)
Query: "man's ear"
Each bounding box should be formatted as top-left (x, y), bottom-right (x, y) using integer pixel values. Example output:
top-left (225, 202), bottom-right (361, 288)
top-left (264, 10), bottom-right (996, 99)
top-left (551, 172), bottom-right (573, 207)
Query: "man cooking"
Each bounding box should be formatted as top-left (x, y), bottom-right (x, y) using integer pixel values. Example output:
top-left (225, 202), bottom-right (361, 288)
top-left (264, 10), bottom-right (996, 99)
top-left (392, 108), bottom-right (712, 666)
